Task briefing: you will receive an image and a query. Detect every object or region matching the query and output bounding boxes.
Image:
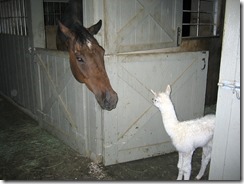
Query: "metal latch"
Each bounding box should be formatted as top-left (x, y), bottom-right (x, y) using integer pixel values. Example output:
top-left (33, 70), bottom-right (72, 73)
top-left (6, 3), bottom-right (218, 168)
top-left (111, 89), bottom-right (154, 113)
top-left (218, 81), bottom-right (240, 100)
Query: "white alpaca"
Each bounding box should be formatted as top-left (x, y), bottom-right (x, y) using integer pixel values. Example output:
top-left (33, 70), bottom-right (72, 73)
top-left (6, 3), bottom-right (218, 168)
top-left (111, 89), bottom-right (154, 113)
top-left (151, 85), bottom-right (215, 180)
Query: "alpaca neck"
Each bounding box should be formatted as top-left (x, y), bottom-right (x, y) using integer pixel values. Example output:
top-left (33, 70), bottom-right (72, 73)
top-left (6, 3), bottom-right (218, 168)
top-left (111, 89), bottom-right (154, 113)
top-left (159, 97), bottom-right (179, 137)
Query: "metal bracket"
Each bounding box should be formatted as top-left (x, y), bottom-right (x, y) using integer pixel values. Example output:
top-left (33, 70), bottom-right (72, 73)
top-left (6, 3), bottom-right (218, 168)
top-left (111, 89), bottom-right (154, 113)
top-left (218, 81), bottom-right (240, 100)
top-left (201, 58), bottom-right (206, 70)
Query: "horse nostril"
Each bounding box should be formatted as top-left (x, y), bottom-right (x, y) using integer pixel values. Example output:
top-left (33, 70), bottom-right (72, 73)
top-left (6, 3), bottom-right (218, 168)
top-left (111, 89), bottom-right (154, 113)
top-left (103, 91), bottom-right (118, 110)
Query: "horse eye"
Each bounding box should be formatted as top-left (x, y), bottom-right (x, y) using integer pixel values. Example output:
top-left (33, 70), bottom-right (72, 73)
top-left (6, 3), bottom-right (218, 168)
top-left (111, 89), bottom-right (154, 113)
top-left (76, 57), bottom-right (84, 63)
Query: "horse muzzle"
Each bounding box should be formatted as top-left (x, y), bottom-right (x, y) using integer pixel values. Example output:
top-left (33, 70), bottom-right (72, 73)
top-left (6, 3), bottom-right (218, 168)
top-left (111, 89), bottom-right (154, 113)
top-left (96, 90), bottom-right (118, 111)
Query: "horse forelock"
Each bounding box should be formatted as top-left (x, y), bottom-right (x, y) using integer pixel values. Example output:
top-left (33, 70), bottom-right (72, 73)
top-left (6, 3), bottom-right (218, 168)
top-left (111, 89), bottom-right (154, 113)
top-left (70, 22), bottom-right (95, 46)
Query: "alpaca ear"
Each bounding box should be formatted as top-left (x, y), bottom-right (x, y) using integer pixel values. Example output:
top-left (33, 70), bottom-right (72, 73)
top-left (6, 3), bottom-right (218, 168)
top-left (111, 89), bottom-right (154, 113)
top-left (165, 85), bottom-right (171, 95)
top-left (150, 89), bottom-right (156, 96)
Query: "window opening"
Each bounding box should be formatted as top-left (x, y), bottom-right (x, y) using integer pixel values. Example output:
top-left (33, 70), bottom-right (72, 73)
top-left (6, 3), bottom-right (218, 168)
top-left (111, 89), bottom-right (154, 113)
top-left (43, 1), bottom-right (68, 26)
top-left (43, 0), bottom-right (83, 49)
top-left (182, 0), bottom-right (220, 38)
top-left (0, 0), bottom-right (28, 36)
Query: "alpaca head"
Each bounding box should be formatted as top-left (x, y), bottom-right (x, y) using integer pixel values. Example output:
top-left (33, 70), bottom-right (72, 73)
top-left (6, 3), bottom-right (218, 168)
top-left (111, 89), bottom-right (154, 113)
top-left (151, 85), bottom-right (172, 109)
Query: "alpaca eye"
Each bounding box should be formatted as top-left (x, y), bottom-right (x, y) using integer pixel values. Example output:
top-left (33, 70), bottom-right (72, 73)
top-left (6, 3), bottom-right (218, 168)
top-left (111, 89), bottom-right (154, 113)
top-left (152, 98), bottom-right (157, 103)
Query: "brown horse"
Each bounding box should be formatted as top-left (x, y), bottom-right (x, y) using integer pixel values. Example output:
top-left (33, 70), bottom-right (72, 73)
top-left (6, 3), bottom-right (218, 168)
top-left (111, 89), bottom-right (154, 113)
top-left (57, 1), bottom-right (118, 111)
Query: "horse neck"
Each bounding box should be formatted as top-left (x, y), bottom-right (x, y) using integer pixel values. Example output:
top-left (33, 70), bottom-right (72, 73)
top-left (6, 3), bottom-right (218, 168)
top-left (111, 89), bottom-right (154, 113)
top-left (158, 96), bottom-right (179, 137)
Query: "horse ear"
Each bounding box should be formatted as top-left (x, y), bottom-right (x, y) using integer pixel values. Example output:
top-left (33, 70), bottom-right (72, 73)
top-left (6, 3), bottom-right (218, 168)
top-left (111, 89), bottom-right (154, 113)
top-left (87, 20), bottom-right (102, 35)
top-left (58, 21), bottom-right (74, 39)
top-left (165, 85), bottom-right (171, 95)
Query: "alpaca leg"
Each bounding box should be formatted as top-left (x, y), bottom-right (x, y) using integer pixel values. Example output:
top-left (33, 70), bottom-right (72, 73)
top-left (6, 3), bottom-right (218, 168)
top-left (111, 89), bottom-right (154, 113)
top-left (182, 151), bottom-right (194, 180)
top-left (177, 152), bottom-right (184, 180)
top-left (196, 140), bottom-right (212, 180)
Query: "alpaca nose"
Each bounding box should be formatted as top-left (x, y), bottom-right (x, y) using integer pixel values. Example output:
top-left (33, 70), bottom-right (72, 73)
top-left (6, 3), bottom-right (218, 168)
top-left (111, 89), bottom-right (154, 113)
top-left (152, 98), bottom-right (158, 104)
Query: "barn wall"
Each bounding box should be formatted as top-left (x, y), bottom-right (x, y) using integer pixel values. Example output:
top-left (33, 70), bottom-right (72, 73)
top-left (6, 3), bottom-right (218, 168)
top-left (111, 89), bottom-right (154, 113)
top-left (0, 35), bottom-right (36, 116)
top-left (0, 0), bottom-right (47, 116)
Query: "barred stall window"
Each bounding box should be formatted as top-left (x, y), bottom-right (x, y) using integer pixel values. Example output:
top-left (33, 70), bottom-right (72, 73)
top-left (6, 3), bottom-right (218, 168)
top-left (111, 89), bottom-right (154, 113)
top-left (43, 0), bottom-right (83, 49)
top-left (182, 0), bottom-right (221, 38)
top-left (0, 0), bottom-right (28, 36)
top-left (43, 0), bottom-right (69, 26)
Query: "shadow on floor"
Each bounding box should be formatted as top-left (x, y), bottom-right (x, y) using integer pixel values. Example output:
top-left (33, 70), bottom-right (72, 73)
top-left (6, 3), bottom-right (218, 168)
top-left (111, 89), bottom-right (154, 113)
top-left (0, 96), bottom-right (211, 180)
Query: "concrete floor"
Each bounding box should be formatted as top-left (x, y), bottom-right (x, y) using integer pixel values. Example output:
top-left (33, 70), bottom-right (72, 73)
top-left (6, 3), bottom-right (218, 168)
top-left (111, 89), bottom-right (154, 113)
top-left (0, 96), bottom-right (212, 181)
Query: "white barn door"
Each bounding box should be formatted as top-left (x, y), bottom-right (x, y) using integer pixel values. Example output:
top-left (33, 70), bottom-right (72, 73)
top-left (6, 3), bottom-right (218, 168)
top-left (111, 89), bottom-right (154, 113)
top-left (103, 51), bottom-right (209, 165)
top-left (209, 0), bottom-right (240, 180)
top-left (104, 0), bottom-right (182, 53)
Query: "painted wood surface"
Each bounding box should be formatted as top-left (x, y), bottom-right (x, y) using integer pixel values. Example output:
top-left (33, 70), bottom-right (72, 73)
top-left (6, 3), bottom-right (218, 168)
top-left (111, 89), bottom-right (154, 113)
top-left (209, 0), bottom-right (240, 180)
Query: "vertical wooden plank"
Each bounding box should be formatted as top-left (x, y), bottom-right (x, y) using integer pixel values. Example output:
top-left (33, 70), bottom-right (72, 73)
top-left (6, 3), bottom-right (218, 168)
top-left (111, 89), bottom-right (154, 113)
top-left (29, 0), bottom-right (45, 48)
top-left (222, 96), bottom-right (240, 180)
top-left (217, 2), bottom-right (240, 83)
top-left (103, 56), bottom-right (119, 165)
top-left (209, 0), bottom-right (240, 180)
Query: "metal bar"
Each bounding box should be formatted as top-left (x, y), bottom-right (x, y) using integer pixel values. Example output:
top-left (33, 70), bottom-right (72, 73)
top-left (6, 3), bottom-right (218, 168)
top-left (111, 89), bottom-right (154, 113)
top-left (213, 0), bottom-right (218, 36)
top-left (183, 21), bottom-right (217, 26)
top-left (201, 0), bottom-right (214, 2)
top-left (4, 3), bottom-right (8, 34)
top-left (218, 81), bottom-right (240, 100)
top-left (0, 2), bottom-right (2, 33)
top-left (14, 0), bottom-right (19, 35)
top-left (5, 2), bottom-right (8, 34)
top-left (9, 0), bottom-right (12, 34)
top-left (218, 81), bottom-right (240, 90)
top-left (197, 0), bottom-right (201, 36)
top-left (1, 3), bottom-right (5, 33)
top-left (183, 35), bottom-right (219, 39)
top-left (22, 0), bottom-right (27, 36)
top-left (183, 10), bottom-right (214, 14)
top-left (17, 0), bottom-right (23, 35)
top-left (7, 2), bottom-right (10, 34)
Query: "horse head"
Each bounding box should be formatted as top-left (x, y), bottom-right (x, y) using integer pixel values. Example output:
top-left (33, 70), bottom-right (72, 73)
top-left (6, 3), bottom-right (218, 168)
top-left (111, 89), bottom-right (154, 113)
top-left (58, 20), bottom-right (118, 111)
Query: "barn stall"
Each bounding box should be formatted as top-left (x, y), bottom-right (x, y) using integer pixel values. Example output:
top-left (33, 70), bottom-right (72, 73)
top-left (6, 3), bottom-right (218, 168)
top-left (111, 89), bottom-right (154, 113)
top-left (1, 0), bottom-right (239, 179)
top-left (0, 0), bottom-right (217, 164)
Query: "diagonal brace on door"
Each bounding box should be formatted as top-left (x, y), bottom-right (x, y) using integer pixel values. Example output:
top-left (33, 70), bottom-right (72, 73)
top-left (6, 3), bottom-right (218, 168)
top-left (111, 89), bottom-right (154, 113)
top-left (35, 53), bottom-right (78, 129)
